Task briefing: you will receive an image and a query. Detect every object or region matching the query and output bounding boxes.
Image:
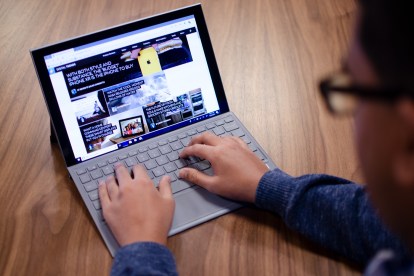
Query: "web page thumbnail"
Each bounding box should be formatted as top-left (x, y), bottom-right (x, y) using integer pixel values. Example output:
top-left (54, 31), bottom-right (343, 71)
top-left (143, 88), bottom-right (206, 132)
top-left (79, 119), bottom-right (118, 152)
top-left (104, 72), bottom-right (170, 116)
top-left (119, 115), bottom-right (145, 138)
top-left (73, 90), bottom-right (110, 127)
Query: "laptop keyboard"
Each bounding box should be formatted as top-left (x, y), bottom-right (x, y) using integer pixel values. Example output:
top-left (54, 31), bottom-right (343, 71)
top-left (75, 115), bottom-right (266, 221)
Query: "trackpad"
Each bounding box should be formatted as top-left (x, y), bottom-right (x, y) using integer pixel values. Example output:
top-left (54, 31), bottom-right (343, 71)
top-left (170, 187), bottom-right (242, 233)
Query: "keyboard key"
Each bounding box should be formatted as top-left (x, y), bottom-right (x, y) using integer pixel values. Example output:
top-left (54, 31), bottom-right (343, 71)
top-left (102, 166), bottom-right (114, 175)
top-left (118, 154), bottom-right (128, 160)
top-left (139, 146), bottom-right (148, 153)
top-left (164, 163), bottom-right (177, 173)
top-left (187, 129), bottom-right (197, 136)
top-left (154, 174), bottom-right (177, 185)
top-left (166, 173), bottom-right (177, 182)
top-left (155, 156), bottom-right (169, 166)
top-left (170, 141), bottom-right (183, 151)
top-left (224, 122), bottom-right (239, 132)
top-left (147, 170), bottom-right (155, 179)
top-left (197, 126), bottom-right (207, 133)
top-left (186, 156), bottom-right (200, 164)
top-left (97, 161), bottom-right (107, 168)
top-left (178, 133), bottom-right (187, 139)
top-left (114, 161), bottom-right (125, 168)
top-left (144, 160), bottom-right (157, 170)
top-left (89, 190), bottom-right (99, 201)
top-left (188, 163), bottom-right (200, 170)
top-left (77, 168), bottom-right (87, 175)
top-left (159, 145), bottom-right (172, 155)
top-left (137, 153), bottom-right (150, 163)
top-left (175, 159), bottom-right (188, 169)
top-left (171, 180), bottom-right (193, 194)
top-left (87, 165), bottom-right (97, 171)
top-left (215, 119), bottom-right (225, 126)
top-left (108, 157), bottom-right (117, 164)
top-left (158, 140), bottom-right (168, 146)
top-left (128, 150), bottom-right (138, 156)
top-left (92, 200), bottom-right (101, 210)
top-left (224, 117), bottom-right (234, 123)
top-left (231, 129), bottom-right (245, 137)
top-left (206, 123), bottom-right (215, 129)
top-left (148, 143), bottom-right (158, 150)
top-left (168, 136), bottom-right (178, 143)
top-left (181, 137), bottom-right (192, 147)
top-left (125, 157), bottom-right (138, 167)
top-left (84, 181), bottom-right (98, 192)
top-left (91, 169), bottom-right (103, 180)
top-left (79, 174), bottom-right (91, 184)
top-left (197, 160), bottom-right (211, 171)
top-left (148, 149), bottom-right (161, 159)
top-left (167, 152), bottom-right (179, 161)
top-left (152, 167), bottom-right (165, 177)
top-left (213, 126), bottom-right (225, 136)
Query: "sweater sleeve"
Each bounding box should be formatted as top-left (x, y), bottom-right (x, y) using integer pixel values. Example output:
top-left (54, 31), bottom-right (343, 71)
top-left (255, 168), bottom-right (409, 265)
top-left (111, 242), bottom-right (178, 276)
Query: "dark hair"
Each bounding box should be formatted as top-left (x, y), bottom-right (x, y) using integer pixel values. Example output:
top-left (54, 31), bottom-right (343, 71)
top-left (359, 1), bottom-right (414, 91)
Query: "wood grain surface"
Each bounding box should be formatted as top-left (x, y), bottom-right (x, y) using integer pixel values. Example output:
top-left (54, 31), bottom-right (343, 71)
top-left (0, 0), bottom-right (361, 275)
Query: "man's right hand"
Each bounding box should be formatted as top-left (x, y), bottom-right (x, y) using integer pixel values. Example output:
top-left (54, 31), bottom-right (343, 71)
top-left (179, 132), bottom-right (269, 203)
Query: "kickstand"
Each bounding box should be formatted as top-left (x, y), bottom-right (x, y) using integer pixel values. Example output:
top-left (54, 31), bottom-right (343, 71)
top-left (50, 120), bottom-right (58, 144)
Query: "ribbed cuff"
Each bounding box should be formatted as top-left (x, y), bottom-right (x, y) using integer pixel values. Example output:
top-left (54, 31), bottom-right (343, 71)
top-left (112, 242), bottom-right (178, 276)
top-left (255, 168), bottom-right (296, 218)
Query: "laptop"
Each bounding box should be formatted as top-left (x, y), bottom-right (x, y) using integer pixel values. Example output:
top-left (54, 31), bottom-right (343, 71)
top-left (31, 4), bottom-right (277, 257)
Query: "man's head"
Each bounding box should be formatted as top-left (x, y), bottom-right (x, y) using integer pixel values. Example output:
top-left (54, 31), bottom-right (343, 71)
top-left (346, 0), bottom-right (414, 249)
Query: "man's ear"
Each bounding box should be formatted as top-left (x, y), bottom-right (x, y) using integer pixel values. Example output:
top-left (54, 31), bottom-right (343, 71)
top-left (393, 100), bottom-right (414, 188)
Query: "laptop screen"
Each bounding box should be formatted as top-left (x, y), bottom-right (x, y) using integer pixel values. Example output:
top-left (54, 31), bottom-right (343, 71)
top-left (31, 5), bottom-right (229, 166)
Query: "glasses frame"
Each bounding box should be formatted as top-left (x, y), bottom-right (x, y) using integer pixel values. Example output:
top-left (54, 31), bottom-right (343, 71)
top-left (319, 74), bottom-right (408, 115)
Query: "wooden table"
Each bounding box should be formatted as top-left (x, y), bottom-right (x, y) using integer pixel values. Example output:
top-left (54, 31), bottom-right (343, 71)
top-left (0, 0), bottom-right (362, 275)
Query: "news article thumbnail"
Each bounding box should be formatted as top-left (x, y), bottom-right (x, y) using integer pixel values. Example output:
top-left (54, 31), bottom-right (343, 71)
top-left (80, 119), bottom-right (117, 152)
top-left (143, 89), bottom-right (206, 132)
top-left (155, 36), bottom-right (193, 70)
top-left (103, 72), bottom-right (170, 116)
top-left (120, 116), bottom-right (145, 138)
top-left (73, 90), bottom-right (109, 127)
top-left (63, 55), bottom-right (141, 99)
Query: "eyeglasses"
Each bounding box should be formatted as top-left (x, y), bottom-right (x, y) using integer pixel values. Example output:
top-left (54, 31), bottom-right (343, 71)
top-left (319, 72), bottom-right (407, 115)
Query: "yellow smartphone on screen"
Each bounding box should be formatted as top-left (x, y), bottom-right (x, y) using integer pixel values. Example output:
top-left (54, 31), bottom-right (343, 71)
top-left (138, 47), bottom-right (162, 76)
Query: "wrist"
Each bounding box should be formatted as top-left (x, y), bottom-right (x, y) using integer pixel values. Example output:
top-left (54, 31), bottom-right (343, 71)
top-left (118, 229), bottom-right (168, 247)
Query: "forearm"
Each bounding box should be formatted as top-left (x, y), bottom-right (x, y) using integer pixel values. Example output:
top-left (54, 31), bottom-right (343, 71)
top-left (255, 168), bottom-right (409, 265)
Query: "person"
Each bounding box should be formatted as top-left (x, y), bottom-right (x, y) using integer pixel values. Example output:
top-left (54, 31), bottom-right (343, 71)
top-left (93, 100), bottom-right (105, 115)
top-left (98, 0), bottom-right (414, 275)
